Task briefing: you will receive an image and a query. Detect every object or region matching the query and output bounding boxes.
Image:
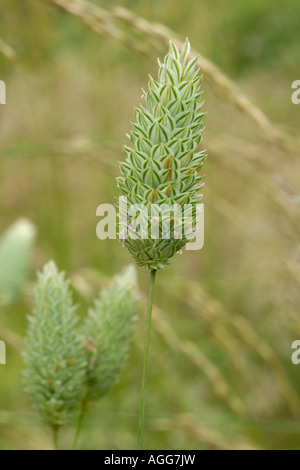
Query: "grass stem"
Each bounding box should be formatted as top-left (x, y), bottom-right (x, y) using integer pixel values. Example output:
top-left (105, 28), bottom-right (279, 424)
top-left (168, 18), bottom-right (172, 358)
top-left (72, 401), bottom-right (87, 450)
top-left (53, 426), bottom-right (59, 450)
top-left (138, 269), bottom-right (156, 450)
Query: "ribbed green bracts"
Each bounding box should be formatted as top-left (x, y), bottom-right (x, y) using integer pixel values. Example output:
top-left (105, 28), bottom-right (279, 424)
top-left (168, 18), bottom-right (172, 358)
top-left (117, 39), bottom-right (206, 270)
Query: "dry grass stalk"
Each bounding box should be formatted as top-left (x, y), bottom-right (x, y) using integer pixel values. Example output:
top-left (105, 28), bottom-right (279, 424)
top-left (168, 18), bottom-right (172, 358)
top-left (0, 38), bottom-right (17, 62)
top-left (1, 323), bottom-right (23, 352)
top-left (180, 281), bottom-right (300, 417)
top-left (43, 0), bottom-right (295, 152)
top-left (45, 0), bottom-right (151, 56)
top-left (152, 307), bottom-right (246, 417)
top-left (154, 414), bottom-right (260, 450)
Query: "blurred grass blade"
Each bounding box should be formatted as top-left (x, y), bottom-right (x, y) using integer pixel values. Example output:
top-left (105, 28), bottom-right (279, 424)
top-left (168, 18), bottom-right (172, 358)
top-left (0, 38), bottom-right (17, 62)
top-left (0, 218), bottom-right (36, 301)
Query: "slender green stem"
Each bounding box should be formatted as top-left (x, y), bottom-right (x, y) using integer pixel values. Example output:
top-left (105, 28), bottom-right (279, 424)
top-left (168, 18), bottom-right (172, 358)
top-left (72, 401), bottom-right (87, 450)
top-left (53, 426), bottom-right (59, 450)
top-left (138, 269), bottom-right (157, 450)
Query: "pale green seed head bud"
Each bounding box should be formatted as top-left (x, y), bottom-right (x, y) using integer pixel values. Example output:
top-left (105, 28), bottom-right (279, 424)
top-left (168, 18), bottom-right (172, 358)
top-left (83, 265), bottom-right (139, 403)
top-left (23, 262), bottom-right (87, 428)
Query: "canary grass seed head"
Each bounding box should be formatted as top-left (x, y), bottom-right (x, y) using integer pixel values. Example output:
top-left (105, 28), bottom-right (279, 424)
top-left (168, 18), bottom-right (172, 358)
top-left (23, 262), bottom-right (87, 428)
top-left (117, 39), bottom-right (206, 270)
top-left (83, 265), bottom-right (139, 403)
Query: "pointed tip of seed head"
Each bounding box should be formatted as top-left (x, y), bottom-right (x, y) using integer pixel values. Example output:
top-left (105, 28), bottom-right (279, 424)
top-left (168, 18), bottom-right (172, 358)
top-left (43, 260), bottom-right (59, 277)
top-left (180, 38), bottom-right (191, 63)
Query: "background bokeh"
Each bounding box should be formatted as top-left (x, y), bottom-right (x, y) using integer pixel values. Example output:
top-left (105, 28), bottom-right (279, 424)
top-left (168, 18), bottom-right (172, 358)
top-left (0, 0), bottom-right (300, 450)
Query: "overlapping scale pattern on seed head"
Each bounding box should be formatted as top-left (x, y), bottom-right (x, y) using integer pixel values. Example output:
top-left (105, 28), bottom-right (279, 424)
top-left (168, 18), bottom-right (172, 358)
top-left (117, 39), bottom-right (206, 270)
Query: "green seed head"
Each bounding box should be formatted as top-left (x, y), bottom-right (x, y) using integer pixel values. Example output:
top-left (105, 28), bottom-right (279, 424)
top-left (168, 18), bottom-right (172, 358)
top-left (117, 39), bottom-right (206, 270)
top-left (23, 262), bottom-right (87, 428)
top-left (83, 265), bottom-right (139, 403)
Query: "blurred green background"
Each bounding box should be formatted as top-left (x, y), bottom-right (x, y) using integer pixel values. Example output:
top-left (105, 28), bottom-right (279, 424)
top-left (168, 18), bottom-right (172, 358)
top-left (0, 0), bottom-right (300, 450)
